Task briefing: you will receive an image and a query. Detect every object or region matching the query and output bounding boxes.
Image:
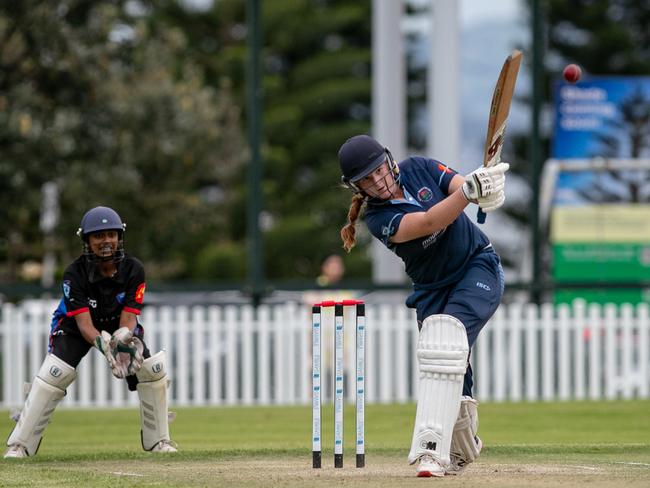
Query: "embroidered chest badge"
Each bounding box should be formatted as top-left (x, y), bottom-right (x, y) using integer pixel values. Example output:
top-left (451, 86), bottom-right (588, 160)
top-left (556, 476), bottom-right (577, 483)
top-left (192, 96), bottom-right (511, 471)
top-left (417, 187), bottom-right (433, 202)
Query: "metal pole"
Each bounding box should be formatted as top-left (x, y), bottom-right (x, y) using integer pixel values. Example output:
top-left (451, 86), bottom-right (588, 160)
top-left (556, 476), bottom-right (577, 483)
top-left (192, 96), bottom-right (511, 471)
top-left (429, 0), bottom-right (460, 166)
top-left (246, 0), bottom-right (263, 305)
top-left (371, 0), bottom-right (407, 285)
top-left (530, 0), bottom-right (543, 303)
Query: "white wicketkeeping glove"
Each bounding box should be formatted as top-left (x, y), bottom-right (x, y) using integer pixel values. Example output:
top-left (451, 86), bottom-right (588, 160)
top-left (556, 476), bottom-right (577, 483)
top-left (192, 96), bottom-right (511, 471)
top-left (109, 327), bottom-right (145, 378)
top-left (477, 189), bottom-right (506, 213)
top-left (94, 331), bottom-right (119, 372)
top-left (461, 162), bottom-right (510, 201)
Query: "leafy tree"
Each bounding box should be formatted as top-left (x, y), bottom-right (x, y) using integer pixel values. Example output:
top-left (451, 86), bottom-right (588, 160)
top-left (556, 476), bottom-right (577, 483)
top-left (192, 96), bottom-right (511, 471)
top-left (0, 0), bottom-right (246, 283)
top-left (155, 0), bottom-right (374, 283)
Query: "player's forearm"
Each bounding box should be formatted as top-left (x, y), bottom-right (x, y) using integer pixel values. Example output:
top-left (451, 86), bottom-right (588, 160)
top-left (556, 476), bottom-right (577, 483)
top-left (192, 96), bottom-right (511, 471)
top-left (392, 190), bottom-right (469, 243)
top-left (424, 189), bottom-right (471, 229)
top-left (449, 175), bottom-right (478, 203)
top-left (74, 314), bottom-right (101, 345)
top-left (119, 311), bottom-right (138, 331)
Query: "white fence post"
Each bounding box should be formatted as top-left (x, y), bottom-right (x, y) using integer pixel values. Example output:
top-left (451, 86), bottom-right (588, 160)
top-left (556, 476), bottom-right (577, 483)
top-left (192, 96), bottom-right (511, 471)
top-left (573, 300), bottom-right (586, 399)
top-left (508, 303), bottom-right (522, 402)
top-left (208, 305), bottom-right (222, 405)
top-left (524, 303), bottom-right (538, 401)
top-left (639, 304), bottom-right (649, 398)
top-left (191, 306), bottom-right (206, 406)
top-left (557, 304), bottom-right (571, 401)
top-left (493, 307), bottom-right (506, 402)
top-left (604, 304), bottom-right (618, 399)
top-left (241, 305), bottom-right (254, 406)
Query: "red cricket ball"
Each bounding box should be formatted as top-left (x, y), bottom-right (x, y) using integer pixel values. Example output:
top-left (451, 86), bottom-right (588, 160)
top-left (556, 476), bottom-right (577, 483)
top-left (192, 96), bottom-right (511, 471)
top-left (563, 64), bottom-right (582, 83)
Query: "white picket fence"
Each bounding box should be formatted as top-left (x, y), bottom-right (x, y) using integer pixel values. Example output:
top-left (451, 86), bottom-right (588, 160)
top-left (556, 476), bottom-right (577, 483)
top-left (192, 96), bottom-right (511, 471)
top-left (1, 300), bottom-right (649, 409)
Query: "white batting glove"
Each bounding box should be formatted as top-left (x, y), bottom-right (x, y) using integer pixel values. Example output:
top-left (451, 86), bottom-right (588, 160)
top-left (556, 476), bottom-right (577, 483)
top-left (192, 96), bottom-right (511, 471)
top-left (477, 189), bottom-right (506, 213)
top-left (461, 162), bottom-right (510, 201)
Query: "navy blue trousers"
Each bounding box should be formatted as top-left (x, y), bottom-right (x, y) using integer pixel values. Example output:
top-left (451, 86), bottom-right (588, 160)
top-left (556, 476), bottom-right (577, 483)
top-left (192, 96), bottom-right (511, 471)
top-left (408, 249), bottom-right (504, 397)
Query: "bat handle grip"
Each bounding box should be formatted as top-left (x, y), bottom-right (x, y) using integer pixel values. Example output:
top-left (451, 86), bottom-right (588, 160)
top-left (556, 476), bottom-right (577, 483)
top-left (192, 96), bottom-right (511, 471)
top-left (477, 208), bottom-right (487, 224)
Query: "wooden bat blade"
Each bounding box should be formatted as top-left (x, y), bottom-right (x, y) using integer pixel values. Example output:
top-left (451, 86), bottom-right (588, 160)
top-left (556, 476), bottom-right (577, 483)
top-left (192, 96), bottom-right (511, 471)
top-left (483, 49), bottom-right (522, 167)
top-left (477, 49), bottom-right (522, 225)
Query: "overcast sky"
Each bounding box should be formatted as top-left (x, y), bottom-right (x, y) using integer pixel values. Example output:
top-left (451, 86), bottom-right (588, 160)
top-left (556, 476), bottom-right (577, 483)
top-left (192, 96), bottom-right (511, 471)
top-left (460, 0), bottom-right (521, 25)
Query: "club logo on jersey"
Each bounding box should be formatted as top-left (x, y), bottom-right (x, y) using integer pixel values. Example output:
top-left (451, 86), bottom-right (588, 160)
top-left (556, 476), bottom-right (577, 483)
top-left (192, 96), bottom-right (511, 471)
top-left (63, 281), bottom-right (71, 298)
top-left (116, 292), bottom-right (125, 304)
top-left (135, 283), bottom-right (146, 304)
top-left (417, 187), bottom-right (433, 202)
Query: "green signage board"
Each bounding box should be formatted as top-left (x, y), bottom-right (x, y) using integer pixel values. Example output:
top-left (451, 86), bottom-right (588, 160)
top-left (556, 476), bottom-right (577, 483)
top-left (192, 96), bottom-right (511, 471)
top-left (550, 205), bottom-right (650, 304)
top-left (553, 288), bottom-right (648, 305)
top-left (553, 243), bottom-right (650, 282)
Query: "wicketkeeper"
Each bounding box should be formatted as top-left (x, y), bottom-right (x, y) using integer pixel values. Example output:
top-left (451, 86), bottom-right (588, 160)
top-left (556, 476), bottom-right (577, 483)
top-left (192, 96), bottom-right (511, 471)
top-left (4, 206), bottom-right (176, 458)
top-left (338, 135), bottom-right (507, 477)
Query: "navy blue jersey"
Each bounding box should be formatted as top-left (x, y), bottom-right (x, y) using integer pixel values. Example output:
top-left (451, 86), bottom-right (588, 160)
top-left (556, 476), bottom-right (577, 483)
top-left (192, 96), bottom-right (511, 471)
top-left (50, 255), bottom-right (146, 338)
top-left (364, 156), bottom-right (490, 287)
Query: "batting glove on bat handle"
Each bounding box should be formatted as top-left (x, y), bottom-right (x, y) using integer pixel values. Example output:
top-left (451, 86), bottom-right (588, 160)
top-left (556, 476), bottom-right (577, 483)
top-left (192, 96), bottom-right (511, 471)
top-left (478, 189), bottom-right (506, 213)
top-left (461, 163), bottom-right (510, 202)
top-left (473, 162), bottom-right (509, 224)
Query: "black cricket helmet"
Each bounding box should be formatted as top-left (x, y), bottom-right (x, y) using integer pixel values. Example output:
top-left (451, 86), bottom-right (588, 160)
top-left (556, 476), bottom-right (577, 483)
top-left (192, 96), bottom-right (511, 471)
top-left (76, 206), bottom-right (126, 263)
top-left (338, 135), bottom-right (399, 193)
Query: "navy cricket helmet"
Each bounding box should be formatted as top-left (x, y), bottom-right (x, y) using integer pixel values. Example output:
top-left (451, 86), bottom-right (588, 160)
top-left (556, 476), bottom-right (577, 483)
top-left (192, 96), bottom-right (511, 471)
top-left (338, 135), bottom-right (399, 192)
top-left (77, 206), bottom-right (125, 238)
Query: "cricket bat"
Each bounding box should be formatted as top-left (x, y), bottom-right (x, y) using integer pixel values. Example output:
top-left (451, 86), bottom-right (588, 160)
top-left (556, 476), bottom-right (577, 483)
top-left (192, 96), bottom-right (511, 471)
top-left (477, 49), bottom-right (522, 224)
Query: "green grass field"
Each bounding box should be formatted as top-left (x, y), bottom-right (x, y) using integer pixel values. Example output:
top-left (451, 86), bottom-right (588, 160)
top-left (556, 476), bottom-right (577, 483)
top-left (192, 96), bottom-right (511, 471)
top-left (2, 400), bottom-right (649, 487)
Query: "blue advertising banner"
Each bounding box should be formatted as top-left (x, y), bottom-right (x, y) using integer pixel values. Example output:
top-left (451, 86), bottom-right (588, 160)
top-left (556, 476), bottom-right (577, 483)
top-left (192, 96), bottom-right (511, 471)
top-left (553, 77), bottom-right (650, 159)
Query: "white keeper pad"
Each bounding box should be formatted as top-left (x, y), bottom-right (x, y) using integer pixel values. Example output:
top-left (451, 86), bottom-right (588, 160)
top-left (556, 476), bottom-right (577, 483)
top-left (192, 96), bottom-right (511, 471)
top-left (408, 314), bottom-right (469, 466)
top-left (136, 351), bottom-right (171, 450)
top-left (450, 396), bottom-right (481, 463)
top-left (7, 354), bottom-right (76, 456)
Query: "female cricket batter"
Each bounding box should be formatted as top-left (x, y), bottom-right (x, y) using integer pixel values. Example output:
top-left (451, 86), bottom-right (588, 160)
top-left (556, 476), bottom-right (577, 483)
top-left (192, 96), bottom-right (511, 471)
top-left (4, 206), bottom-right (176, 458)
top-left (338, 135), bottom-right (508, 477)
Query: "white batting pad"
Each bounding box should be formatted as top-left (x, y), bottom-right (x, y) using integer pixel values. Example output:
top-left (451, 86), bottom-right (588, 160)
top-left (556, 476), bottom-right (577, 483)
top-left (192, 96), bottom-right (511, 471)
top-left (450, 396), bottom-right (481, 464)
top-left (136, 351), bottom-right (171, 450)
top-left (7, 354), bottom-right (76, 456)
top-left (408, 315), bottom-right (469, 466)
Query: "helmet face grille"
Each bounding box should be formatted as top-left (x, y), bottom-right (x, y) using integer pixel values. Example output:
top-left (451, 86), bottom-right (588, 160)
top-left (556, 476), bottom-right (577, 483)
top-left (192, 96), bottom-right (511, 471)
top-left (82, 238), bottom-right (126, 265)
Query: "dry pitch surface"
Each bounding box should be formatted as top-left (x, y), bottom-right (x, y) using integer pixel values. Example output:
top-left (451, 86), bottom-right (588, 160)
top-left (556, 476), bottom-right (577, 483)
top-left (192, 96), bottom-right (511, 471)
top-left (4, 452), bottom-right (650, 487)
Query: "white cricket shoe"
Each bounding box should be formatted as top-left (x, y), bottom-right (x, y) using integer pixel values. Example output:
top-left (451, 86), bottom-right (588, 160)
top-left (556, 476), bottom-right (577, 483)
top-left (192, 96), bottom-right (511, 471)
top-left (150, 440), bottom-right (178, 453)
top-left (447, 435), bottom-right (483, 475)
top-left (4, 444), bottom-right (28, 459)
top-left (415, 454), bottom-right (446, 477)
